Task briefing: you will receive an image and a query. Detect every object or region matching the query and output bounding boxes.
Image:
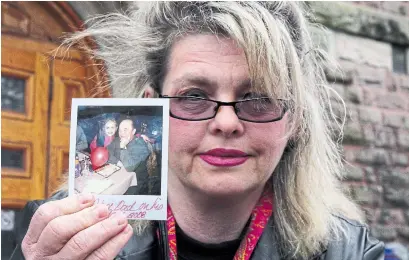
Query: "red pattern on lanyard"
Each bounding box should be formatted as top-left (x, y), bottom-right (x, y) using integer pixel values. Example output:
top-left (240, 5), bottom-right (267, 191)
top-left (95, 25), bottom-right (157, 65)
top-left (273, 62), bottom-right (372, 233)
top-left (167, 206), bottom-right (177, 259)
top-left (167, 187), bottom-right (274, 260)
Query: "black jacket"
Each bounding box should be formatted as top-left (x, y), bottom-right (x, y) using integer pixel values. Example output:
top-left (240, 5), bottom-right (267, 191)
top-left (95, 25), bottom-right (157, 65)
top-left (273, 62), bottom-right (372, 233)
top-left (107, 137), bottom-right (151, 195)
top-left (107, 137), bottom-right (150, 179)
top-left (10, 192), bottom-right (384, 260)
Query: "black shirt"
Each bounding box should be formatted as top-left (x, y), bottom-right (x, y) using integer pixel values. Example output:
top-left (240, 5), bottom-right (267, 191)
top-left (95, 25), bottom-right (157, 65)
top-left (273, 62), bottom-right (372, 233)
top-left (176, 222), bottom-right (249, 260)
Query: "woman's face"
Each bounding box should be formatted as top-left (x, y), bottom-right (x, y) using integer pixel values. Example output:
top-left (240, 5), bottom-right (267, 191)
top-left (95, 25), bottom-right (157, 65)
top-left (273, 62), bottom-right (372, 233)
top-left (104, 121), bottom-right (117, 137)
top-left (162, 34), bottom-right (289, 196)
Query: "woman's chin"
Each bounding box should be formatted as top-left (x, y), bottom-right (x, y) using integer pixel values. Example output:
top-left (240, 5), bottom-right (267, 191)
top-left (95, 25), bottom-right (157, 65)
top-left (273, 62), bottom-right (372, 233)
top-left (189, 177), bottom-right (259, 197)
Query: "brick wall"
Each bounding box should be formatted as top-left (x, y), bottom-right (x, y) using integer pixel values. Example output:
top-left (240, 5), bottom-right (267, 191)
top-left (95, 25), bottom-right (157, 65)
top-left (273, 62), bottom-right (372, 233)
top-left (310, 1), bottom-right (409, 257)
top-left (339, 47), bottom-right (409, 242)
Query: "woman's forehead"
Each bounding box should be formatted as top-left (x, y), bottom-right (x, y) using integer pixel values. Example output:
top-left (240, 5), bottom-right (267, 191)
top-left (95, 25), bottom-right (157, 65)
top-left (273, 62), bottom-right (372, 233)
top-left (165, 35), bottom-right (249, 88)
top-left (167, 35), bottom-right (247, 74)
top-left (106, 121), bottom-right (116, 126)
top-left (164, 34), bottom-right (286, 97)
top-left (172, 34), bottom-right (243, 56)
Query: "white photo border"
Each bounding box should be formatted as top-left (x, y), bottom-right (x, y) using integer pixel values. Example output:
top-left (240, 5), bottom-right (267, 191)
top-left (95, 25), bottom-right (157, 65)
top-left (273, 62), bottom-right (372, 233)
top-left (69, 98), bottom-right (169, 220)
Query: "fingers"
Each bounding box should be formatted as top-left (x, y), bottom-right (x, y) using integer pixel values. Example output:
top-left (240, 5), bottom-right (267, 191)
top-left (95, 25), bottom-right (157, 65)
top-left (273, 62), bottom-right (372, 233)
top-left (23, 194), bottom-right (95, 246)
top-left (142, 136), bottom-right (150, 143)
top-left (57, 213), bottom-right (132, 259)
top-left (117, 161), bottom-right (124, 168)
top-left (86, 224), bottom-right (133, 260)
top-left (36, 204), bottom-right (110, 255)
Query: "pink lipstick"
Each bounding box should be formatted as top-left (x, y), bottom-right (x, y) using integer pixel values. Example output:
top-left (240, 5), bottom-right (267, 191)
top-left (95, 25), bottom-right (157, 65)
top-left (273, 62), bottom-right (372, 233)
top-left (199, 148), bottom-right (249, 167)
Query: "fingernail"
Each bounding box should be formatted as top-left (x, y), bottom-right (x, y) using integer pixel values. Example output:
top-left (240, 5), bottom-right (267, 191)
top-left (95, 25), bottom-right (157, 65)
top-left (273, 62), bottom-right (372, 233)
top-left (93, 204), bottom-right (108, 219)
top-left (80, 194), bottom-right (94, 204)
top-left (111, 212), bottom-right (127, 225)
top-left (124, 224), bottom-right (132, 234)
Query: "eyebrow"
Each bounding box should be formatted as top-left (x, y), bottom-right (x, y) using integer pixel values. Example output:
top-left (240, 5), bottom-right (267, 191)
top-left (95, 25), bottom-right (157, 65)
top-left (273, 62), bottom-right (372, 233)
top-left (171, 73), bottom-right (252, 92)
top-left (172, 74), bottom-right (218, 89)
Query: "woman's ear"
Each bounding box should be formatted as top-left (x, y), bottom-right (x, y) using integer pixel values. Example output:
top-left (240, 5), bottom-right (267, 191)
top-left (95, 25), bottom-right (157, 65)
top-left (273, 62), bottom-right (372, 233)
top-left (144, 86), bottom-right (155, 98)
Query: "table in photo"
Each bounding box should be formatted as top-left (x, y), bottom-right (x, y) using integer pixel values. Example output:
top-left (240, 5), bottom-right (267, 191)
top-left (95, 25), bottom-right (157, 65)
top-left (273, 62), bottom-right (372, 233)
top-left (75, 152), bottom-right (137, 195)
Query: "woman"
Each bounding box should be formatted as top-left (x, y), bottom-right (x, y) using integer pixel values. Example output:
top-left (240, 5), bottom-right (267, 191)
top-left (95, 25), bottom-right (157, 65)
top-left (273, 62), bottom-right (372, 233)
top-left (89, 117), bottom-right (118, 152)
top-left (12, 2), bottom-right (384, 260)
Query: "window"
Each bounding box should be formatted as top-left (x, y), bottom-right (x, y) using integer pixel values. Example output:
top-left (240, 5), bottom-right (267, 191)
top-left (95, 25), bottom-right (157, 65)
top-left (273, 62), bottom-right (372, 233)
top-left (1, 147), bottom-right (25, 170)
top-left (392, 45), bottom-right (408, 74)
top-left (1, 75), bottom-right (26, 113)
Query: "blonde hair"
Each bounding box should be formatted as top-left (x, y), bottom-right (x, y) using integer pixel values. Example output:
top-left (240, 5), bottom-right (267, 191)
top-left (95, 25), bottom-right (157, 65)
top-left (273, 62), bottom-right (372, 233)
top-left (103, 117), bottom-right (117, 127)
top-left (64, 2), bottom-right (364, 258)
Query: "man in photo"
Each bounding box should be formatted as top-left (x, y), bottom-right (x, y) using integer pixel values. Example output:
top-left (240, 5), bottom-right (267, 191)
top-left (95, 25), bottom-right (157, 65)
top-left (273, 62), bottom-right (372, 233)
top-left (107, 117), bottom-right (151, 195)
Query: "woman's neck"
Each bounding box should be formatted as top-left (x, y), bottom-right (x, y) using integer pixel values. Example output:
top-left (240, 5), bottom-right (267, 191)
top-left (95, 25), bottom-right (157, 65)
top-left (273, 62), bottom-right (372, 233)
top-left (168, 176), bottom-right (264, 244)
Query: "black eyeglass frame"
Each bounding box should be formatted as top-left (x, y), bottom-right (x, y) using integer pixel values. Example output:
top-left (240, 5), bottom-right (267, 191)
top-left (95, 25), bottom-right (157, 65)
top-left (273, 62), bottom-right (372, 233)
top-left (159, 94), bottom-right (288, 123)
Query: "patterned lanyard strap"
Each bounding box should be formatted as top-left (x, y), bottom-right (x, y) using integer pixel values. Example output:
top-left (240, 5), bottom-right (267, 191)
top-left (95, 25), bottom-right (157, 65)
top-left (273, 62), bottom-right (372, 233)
top-left (166, 188), bottom-right (274, 260)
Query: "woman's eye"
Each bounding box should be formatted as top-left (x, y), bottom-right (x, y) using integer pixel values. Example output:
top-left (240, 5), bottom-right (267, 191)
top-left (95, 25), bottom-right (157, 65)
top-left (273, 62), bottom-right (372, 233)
top-left (180, 89), bottom-right (207, 98)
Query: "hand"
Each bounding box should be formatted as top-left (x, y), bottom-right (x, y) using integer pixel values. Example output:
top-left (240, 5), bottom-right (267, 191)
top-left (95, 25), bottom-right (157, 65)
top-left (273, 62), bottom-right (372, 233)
top-left (117, 160), bottom-right (124, 168)
top-left (21, 194), bottom-right (133, 260)
top-left (120, 137), bottom-right (130, 149)
top-left (141, 134), bottom-right (151, 143)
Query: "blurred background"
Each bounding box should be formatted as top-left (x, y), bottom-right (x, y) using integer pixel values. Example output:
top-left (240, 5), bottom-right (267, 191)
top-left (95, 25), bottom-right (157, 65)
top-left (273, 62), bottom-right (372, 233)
top-left (1, 1), bottom-right (409, 259)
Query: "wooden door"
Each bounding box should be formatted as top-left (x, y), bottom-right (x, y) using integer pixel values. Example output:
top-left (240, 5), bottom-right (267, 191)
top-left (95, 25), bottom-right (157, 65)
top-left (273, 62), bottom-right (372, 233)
top-left (1, 35), bottom-right (106, 208)
top-left (1, 45), bottom-right (50, 207)
top-left (1, 2), bottom-right (109, 208)
top-left (47, 58), bottom-right (89, 195)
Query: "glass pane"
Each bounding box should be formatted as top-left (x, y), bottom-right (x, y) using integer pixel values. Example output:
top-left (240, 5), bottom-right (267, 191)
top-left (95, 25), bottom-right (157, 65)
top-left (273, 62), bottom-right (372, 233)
top-left (1, 147), bottom-right (25, 170)
top-left (392, 45), bottom-right (407, 74)
top-left (1, 75), bottom-right (26, 113)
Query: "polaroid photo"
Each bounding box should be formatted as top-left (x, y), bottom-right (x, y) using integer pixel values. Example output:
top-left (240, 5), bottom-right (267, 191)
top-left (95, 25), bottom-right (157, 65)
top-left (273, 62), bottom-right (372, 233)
top-left (68, 98), bottom-right (169, 220)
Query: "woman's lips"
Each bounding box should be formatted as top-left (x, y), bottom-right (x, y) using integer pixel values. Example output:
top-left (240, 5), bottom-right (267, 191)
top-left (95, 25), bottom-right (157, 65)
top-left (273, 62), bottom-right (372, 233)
top-left (199, 148), bottom-right (249, 167)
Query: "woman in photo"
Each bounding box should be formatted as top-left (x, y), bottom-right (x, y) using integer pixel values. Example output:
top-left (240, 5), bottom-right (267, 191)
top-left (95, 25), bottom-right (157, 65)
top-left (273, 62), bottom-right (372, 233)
top-left (89, 117), bottom-right (118, 152)
top-left (12, 2), bottom-right (384, 260)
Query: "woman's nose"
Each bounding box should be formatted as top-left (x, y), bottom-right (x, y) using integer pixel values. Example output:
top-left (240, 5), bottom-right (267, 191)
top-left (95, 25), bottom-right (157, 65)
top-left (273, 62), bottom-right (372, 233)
top-left (208, 105), bottom-right (244, 137)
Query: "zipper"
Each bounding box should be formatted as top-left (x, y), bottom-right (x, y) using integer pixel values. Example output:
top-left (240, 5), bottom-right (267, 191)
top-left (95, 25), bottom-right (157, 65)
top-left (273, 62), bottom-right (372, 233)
top-left (158, 221), bottom-right (169, 260)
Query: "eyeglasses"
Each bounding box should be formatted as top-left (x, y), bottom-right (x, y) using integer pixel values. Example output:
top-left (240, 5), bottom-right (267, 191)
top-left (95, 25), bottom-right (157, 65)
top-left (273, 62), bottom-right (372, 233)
top-left (159, 95), bottom-right (288, 123)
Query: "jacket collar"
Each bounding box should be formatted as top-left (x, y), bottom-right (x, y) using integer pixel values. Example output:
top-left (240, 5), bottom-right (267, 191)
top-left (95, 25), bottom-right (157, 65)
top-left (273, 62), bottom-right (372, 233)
top-left (117, 218), bottom-right (328, 260)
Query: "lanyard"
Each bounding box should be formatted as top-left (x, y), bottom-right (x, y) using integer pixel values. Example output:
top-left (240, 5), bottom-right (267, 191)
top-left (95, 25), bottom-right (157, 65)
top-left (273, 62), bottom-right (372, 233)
top-left (166, 188), bottom-right (274, 260)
